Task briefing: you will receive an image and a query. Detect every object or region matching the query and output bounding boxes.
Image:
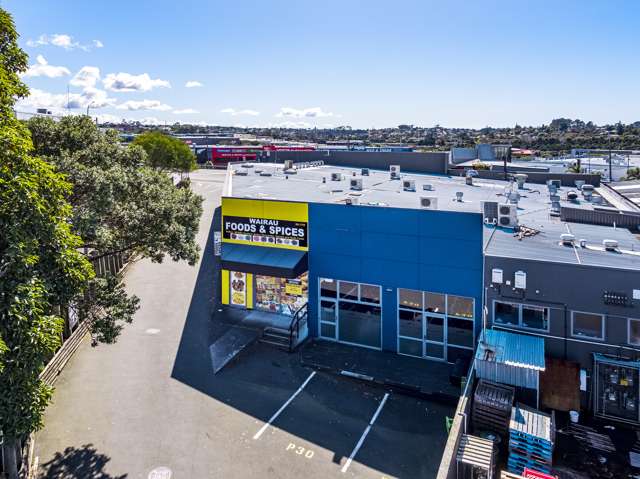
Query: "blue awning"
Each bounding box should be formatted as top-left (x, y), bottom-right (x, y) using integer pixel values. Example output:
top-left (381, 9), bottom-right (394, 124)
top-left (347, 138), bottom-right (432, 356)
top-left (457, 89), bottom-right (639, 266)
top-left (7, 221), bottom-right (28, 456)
top-left (221, 243), bottom-right (308, 279)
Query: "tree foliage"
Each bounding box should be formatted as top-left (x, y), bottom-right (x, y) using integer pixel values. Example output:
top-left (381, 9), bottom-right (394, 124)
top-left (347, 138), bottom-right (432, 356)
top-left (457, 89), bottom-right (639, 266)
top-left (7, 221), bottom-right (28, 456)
top-left (0, 8), bottom-right (93, 477)
top-left (132, 130), bottom-right (196, 172)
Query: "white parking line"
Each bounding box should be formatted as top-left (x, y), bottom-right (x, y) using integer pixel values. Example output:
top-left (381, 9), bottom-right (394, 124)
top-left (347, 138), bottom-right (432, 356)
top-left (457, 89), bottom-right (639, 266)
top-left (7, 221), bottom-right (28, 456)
top-left (341, 392), bottom-right (389, 473)
top-left (253, 371), bottom-right (316, 440)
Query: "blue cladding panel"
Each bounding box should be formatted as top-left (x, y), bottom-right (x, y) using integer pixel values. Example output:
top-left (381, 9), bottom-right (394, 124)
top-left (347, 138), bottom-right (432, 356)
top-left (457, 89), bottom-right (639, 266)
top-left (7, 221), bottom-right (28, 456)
top-left (308, 203), bottom-right (483, 353)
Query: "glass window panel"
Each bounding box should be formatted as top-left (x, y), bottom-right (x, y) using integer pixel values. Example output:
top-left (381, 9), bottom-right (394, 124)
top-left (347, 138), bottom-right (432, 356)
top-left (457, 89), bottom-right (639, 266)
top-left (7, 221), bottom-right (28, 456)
top-left (425, 343), bottom-right (445, 359)
top-left (399, 289), bottom-right (423, 311)
top-left (339, 281), bottom-right (358, 301)
top-left (572, 312), bottom-right (604, 339)
top-left (447, 318), bottom-right (474, 347)
top-left (320, 278), bottom-right (337, 298)
top-left (320, 300), bottom-right (336, 324)
top-left (522, 305), bottom-right (548, 331)
top-left (338, 301), bottom-right (381, 348)
top-left (494, 302), bottom-right (519, 326)
top-left (360, 284), bottom-right (381, 304)
top-left (425, 292), bottom-right (446, 314)
top-left (448, 295), bottom-right (474, 318)
top-left (320, 322), bottom-right (336, 339)
top-left (630, 319), bottom-right (640, 346)
top-left (425, 315), bottom-right (444, 342)
top-left (447, 346), bottom-right (473, 365)
top-left (399, 309), bottom-right (422, 338)
top-left (399, 338), bottom-right (422, 358)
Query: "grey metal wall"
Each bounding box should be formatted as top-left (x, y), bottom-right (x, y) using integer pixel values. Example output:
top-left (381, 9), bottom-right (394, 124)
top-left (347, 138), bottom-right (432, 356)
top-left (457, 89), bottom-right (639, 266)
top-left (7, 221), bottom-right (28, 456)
top-left (561, 207), bottom-right (640, 230)
top-left (450, 169), bottom-right (602, 187)
top-left (273, 150), bottom-right (449, 174)
top-left (484, 255), bottom-right (640, 372)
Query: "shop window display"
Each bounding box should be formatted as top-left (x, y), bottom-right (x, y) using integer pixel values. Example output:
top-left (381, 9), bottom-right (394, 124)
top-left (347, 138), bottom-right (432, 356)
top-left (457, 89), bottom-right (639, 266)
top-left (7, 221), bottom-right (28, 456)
top-left (255, 272), bottom-right (308, 316)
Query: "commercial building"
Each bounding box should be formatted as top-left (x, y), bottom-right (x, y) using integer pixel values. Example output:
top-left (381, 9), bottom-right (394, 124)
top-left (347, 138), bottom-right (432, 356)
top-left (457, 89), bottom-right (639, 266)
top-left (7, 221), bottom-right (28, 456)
top-left (218, 160), bottom-right (640, 425)
top-left (219, 162), bottom-right (483, 363)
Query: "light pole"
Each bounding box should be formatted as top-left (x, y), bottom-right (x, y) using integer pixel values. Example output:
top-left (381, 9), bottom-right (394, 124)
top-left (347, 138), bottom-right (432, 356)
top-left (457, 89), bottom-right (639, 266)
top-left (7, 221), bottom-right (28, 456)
top-left (86, 101), bottom-right (94, 117)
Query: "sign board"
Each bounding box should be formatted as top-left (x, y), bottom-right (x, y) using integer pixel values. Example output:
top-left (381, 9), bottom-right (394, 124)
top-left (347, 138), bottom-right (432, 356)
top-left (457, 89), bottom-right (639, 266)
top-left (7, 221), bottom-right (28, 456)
top-left (214, 231), bottom-right (222, 256)
top-left (285, 279), bottom-right (303, 296)
top-left (230, 271), bottom-right (246, 306)
top-left (223, 216), bottom-right (307, 248)
top-left (221, 198), bottom-right (309, 251)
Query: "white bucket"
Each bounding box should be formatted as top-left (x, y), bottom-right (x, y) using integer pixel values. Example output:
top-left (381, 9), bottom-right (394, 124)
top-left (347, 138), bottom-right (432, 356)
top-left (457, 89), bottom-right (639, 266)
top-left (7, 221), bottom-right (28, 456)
top-left (569, 410), bottom-right (579, 423)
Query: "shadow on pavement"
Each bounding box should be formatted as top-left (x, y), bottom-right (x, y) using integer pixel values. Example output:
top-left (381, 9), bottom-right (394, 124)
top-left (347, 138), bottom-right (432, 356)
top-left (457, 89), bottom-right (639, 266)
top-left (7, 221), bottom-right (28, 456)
top-left (39, 443), bottom-right (127, 479)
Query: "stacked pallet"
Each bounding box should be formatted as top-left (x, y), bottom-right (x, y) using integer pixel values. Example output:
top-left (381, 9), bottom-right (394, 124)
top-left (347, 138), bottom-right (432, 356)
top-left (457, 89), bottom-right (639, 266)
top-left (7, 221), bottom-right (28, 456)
top-left (472, 380), bottom-right (515, 438)
top-left (507, 403), bottom-right (554, 475)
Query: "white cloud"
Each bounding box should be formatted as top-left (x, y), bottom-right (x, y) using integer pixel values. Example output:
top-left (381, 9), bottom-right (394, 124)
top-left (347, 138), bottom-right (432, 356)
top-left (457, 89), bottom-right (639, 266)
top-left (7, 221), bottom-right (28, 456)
top-left (220, 107), bottom-right (260, 116)
top-left (23, 55), bottom-right (70, 78)
top-left (116, 99), bottom-right (172, 111)
top-left (69, 66), bottom-right (101, 87)
top-left (139, 117), bottom-right (162, 125)
top-left (185, 80), bottom-right (203, 88)
top-left (16, 87), bottom-right (114, 112)
top-left (95, 113), bottom-right (124, 123)
top-left (276, 106), bottom-right (335, 118)
top-left (103, 72), bottom-right (171, 92)
top-left (26, 33), bottom-right (103, 52)
top-left (173, 108), bottom-right (199, 114)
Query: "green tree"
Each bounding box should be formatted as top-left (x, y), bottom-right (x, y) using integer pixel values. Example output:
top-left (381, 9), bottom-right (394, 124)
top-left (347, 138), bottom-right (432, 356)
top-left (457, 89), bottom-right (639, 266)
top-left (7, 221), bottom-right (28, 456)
top-left (623, 167), bottom-right (640, 181)
top-left (132, 130), bottom-right (197, 173)
top-left (0, 9), bottom-right (93, 477)
top-left (28, 116), bottom-right (204, 267)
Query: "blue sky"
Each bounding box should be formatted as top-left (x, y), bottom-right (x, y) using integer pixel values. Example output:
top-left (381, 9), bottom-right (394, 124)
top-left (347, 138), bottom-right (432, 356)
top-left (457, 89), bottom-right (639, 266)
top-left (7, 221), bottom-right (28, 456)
top-left (6, 0), bottom-right (640, 128)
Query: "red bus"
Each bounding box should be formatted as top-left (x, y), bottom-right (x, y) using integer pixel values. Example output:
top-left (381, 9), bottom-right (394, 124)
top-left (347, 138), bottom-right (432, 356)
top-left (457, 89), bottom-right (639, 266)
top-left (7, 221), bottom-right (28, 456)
top-left (193, 144), bottom-right (316, 166)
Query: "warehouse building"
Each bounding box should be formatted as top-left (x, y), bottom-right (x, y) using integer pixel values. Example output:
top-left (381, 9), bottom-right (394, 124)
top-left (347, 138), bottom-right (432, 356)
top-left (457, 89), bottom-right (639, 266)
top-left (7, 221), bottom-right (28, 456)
top-left (219, 162), bottom-right (483, 363)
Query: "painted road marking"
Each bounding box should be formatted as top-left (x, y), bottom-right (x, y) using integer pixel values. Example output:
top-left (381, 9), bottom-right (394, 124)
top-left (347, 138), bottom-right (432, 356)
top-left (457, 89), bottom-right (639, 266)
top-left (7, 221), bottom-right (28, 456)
top-left (148, 466), bottom-right (172, 479)
top-left (341, 392), bottom-right (390, 473)
top-left (286, 442), bottom-right (315, 459)
top-left (253, 371), bottom-right (316, 440)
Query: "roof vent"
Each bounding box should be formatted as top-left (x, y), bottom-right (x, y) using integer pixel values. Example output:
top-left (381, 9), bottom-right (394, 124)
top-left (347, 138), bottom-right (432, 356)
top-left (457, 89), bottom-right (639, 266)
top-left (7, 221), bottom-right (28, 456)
top-left (455, 191), bottom-right (464, 202)
top-left (560, 233), bottom-right (575, 246)
top-left (259, 171), bottom-right (272, 177)
top-left (345, 196), bottom-right (359, 206)
top-left (603, 239), bottom-right (619, 251)
top-left (575, 180), bottom-right (585, 189)
top-left (567, 191), bottom-right (579, 201)
top-left (403, 179), bottom-right (416, 192)
top-left (514, 174), bottom-right (528, 189)
top-left (582, 184), bottom-right (594, 200)
top-left (283, 160), bottom-right (294, 170)
top-left (592, 195), bottom-right (603, 205)
top-left (331, 172), bottom-right (342, 181)
top-left (235, 169), bottom-right (248, 176)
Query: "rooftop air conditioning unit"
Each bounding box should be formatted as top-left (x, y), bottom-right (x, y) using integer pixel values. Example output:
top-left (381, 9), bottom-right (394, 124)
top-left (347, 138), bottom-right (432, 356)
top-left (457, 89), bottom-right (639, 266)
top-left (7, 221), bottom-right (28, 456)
top-left (390, 165), bottom-right (400, 180)
top-left (560, 233), bottom-right (575, 246)
top-left (331, 172), bottom-right (342, 181)
top-left (481, 201), bottom-right (499, 225)
top-left (283, 160), bottom-right (294, 170)
top-left (350, 178), bottom-right (363, 191)
top-left (420, 196), bottom-right (438, 210)
top-left (403, 179), bottom-right (416, 192)
top-left (423, 184), bottom-right (434, 191)
top-left (361, 168), bottom-right (370, 176)
top-left (498, 203), bottom-right (518, 228)
top-left (603, 239), bottom-right (618, 251)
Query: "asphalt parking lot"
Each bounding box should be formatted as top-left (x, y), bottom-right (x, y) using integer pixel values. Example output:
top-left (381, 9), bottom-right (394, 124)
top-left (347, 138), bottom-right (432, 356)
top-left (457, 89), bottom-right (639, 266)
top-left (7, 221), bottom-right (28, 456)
top-left (211, 341), bottom-right (454, 479)
top-left (35, 170), bottom-right (453, 479)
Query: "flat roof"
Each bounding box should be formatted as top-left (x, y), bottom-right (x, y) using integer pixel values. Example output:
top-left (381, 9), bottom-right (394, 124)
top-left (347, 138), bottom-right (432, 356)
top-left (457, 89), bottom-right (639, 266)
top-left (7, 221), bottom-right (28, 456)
top-left (228, 163), bottom-right (640, 271)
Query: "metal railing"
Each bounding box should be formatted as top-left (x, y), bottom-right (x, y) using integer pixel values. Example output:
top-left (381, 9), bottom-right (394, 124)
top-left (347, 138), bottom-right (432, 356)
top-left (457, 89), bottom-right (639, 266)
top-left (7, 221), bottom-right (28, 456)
top-left (288, 303), bottom-right (308, 352)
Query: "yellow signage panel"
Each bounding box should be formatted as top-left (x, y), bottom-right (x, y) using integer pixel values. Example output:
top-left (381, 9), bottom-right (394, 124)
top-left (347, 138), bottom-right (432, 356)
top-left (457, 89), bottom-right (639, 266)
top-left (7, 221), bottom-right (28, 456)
top-left (221, 198), bottom-right (308, 251)
top-left (285, 281), bottom-right (303, 296)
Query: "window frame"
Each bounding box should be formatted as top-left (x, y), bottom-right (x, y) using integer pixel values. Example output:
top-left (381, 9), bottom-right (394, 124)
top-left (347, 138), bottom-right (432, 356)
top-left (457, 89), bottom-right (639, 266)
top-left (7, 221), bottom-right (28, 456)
top-left (571, 310), bottom-right (605, 341)
top-left (628, 318), bottom-right (640, 346)
top-left (492, 300), bottom-right (550, 333)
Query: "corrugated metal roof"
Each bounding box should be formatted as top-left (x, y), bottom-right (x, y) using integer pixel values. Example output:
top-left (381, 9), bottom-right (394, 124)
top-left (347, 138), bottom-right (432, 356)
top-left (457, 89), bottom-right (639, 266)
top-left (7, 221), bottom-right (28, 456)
top-left (476, 329), bottom-right (545, 371)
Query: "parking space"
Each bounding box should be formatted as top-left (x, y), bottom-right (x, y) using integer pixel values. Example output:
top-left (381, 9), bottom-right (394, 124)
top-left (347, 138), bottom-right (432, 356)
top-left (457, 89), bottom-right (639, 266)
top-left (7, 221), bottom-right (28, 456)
top-left (247, 368), bottom-right (453, 478)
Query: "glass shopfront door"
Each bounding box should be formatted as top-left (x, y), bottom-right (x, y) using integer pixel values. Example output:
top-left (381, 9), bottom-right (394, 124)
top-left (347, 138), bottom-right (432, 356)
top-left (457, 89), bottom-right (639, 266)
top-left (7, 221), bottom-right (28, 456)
top-left (255, 272), bottom-right (308, 316)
